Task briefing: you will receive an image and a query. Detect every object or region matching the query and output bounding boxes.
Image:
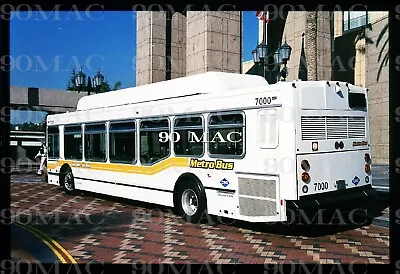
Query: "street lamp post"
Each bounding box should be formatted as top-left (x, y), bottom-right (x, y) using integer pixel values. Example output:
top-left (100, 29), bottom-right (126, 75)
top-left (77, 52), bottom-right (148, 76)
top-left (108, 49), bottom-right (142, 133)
top-left (75, 67), bottom-right (86, 94)
top-left (274, 40), bottom-right (292, 82)
top-left (252, 12), bottom-right (292, 83)
top-left (73, 67), bottom-right (105, 95)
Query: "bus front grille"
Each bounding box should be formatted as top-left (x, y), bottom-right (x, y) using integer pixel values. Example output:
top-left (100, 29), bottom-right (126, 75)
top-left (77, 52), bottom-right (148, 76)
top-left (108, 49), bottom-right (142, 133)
top-left (238, 178), bottom-right (277, 217)
top-left (301, 116), bottom-right (366, 140)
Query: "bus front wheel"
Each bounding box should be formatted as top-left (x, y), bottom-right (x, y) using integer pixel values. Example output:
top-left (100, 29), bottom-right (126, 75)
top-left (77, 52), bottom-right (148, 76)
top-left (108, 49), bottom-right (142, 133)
top-left (176, 181), bottom-right (206, 223)
top-left (60, 167), bottom-right (76, 195)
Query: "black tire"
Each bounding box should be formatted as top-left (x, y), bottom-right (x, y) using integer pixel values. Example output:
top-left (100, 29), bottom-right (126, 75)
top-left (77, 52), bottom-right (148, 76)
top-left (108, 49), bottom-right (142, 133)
top-left (175, 180), bottom-right (206, 223)
top-left (60, 167), bottom-right (76, 195)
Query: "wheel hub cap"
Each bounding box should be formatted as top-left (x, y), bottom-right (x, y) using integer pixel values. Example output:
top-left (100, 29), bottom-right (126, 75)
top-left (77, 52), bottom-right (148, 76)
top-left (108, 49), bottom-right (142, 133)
top-left (181, 189), bottom-right (198, 216)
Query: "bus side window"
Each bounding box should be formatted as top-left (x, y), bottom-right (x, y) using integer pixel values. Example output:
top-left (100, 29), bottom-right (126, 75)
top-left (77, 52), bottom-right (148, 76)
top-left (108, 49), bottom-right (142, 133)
top-left (140, 118), bottom-right (170, 165)
top-left (173, 115), bottom-right (204, 157)
top-left (109, 121), bottom-right (136, 164)
top-left (84, 123), bottom-right (107, 162)
top-left (64, 125), bottom-right (82, 160)
top-left (47, 126), bottom-right (60, 159)
top-left (208, 112), bottom-right (244, 158)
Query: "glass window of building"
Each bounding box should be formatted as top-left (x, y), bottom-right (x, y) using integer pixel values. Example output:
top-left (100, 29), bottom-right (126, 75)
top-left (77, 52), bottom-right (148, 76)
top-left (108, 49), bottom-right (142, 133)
top-left (343, 11), bottom-right (369, 32)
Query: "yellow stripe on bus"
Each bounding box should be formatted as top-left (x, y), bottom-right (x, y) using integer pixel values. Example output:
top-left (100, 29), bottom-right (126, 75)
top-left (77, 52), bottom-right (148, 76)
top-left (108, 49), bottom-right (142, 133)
top-left (48, 157), bottom-right (189, 175)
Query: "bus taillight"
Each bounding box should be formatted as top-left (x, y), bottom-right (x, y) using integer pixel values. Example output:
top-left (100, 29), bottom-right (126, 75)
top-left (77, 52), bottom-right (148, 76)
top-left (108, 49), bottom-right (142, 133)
top-left (301, 160), bottom-right (310, 172)
top-left (364, 153), bottom-right (371, 164)
top-left (365, 164), bottom-right (371, 174)
top-left (302, 172), bottom-right (310, 183)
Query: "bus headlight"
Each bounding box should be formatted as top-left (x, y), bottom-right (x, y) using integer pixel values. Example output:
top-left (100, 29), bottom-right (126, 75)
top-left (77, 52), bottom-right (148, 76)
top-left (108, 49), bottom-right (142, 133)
top-left (302, 172), bottom-right (310, 183)
top-left (365, 164), bottom-right (371, 174)
top-left (301, 160), bottom-right (310, 172)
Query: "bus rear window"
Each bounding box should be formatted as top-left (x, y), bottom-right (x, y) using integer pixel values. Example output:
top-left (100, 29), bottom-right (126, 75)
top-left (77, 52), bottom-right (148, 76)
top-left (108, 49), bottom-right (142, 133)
top-left (348, 92), bottom-right (367, 111)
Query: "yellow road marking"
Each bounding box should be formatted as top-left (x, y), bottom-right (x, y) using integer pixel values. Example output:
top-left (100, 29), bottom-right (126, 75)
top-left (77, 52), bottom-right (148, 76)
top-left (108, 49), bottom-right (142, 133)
top-left (16, 222), bottom-right (77, 263)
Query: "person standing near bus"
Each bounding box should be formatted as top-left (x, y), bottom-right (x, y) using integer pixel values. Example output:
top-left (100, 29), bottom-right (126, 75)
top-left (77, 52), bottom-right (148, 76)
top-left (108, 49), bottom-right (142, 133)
top-left (35, 142), bottom-right (47, 176)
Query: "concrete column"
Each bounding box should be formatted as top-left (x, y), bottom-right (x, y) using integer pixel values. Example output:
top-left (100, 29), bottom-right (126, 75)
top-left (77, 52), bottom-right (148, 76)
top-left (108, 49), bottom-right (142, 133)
top-left (136, 11), bottom-right (167, 86)
top-left (315, 11), bottom-right (332, 80)
top-left (186, 11), bottom-right (241, 76)
top-left (333, 11), bottom-right (343, 38)
top-left (354, 38), bottom-right (366, 87)
top-left (171, 12), bottom-right (186, 80)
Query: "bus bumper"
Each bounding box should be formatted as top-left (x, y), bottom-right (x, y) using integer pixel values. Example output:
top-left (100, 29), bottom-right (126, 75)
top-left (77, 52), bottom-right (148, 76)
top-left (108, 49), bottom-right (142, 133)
top-left (287, 185), bottom-right (376, 209)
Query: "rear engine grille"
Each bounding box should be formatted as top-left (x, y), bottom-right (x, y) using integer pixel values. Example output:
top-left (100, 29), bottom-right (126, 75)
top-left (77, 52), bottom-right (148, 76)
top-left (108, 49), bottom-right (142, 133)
top-left (301, 116), bottom-right (366, 140)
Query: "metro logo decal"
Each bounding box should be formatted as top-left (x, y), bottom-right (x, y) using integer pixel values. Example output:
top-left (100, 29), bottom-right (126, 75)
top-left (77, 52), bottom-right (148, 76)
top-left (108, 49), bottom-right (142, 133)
top-left (189, 158), bottom-right (234, 170)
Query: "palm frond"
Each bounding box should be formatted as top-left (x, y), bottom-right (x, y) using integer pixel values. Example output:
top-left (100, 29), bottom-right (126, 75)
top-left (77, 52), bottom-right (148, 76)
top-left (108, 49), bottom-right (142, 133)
top-left (377, 38), bottom-right (388, 61)
top-left (376, 23), bottom-right (389, 47)
top-left (376, 53), bottom-right (389, 82)
top-left (384, 54), bottom-right (389, 66)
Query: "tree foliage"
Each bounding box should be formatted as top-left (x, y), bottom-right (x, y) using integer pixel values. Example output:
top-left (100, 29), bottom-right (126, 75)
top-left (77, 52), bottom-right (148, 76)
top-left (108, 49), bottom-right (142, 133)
top-left (11, 121), bottom-right (46, 131)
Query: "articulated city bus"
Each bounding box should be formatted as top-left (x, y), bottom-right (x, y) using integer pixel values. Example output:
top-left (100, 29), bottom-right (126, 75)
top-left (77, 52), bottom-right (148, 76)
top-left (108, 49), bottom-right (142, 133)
top-left (46, 72), bottom-right (374, 223)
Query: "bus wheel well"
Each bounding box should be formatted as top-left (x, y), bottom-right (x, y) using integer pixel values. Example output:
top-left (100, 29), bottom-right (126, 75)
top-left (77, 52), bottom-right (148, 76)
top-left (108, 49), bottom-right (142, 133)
top-left (173, 173), bottom-right (207, 208)
top-left (59, 164), bottom-right (70, 183)
top-left (59, 164), bottom-right (70, 175)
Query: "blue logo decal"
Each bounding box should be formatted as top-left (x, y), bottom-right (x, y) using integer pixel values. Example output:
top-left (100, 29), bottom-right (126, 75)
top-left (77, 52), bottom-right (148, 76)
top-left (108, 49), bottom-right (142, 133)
top-left (220, 178), bottom-right (229, 187)
top-left (352, 176), bottom-right (360, 185)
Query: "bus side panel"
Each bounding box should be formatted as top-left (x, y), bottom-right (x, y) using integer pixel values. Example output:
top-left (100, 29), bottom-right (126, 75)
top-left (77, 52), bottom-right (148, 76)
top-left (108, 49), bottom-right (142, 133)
top-left (66, 166), bottom-right (188, 207)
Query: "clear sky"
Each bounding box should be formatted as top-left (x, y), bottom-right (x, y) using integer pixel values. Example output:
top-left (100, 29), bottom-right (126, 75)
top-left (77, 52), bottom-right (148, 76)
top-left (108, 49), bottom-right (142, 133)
top-left (10, 11), bottom-right (259, 124)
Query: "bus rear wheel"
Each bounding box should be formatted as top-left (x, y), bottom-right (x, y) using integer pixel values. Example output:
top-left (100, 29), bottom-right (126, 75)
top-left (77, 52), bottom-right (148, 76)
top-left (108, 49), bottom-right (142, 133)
top-left (60, 167), bottom-right (76, 195)
top-left (176, 181), bottom-right (206, 224)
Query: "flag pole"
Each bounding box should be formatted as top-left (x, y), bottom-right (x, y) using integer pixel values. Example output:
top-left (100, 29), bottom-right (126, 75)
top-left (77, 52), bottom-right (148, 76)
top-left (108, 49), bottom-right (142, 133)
top-left (262, 9), bottom-right (266, 44)
top-left (262, 8), bottom-right (267, 79)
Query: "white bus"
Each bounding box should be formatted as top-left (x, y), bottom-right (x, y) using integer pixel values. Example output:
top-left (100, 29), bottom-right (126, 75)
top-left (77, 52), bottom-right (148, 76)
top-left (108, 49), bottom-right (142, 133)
top-left (46, 72), bottom-right (374, 223)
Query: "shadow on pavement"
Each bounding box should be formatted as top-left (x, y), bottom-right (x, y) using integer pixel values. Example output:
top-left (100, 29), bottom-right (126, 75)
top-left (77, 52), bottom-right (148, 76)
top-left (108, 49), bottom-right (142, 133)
top-left (217, 191), bottom-right (389, 237)
top-left (15, 187), bottom-right (388, 241)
